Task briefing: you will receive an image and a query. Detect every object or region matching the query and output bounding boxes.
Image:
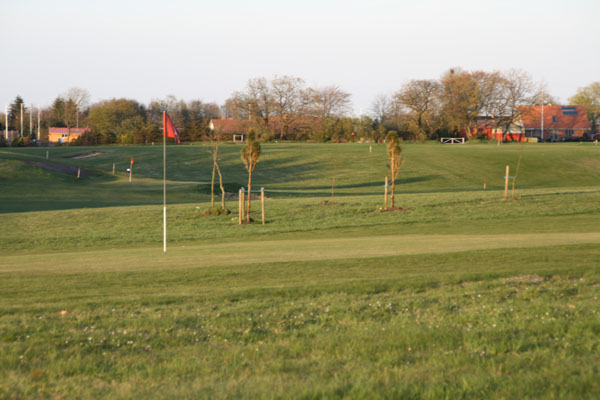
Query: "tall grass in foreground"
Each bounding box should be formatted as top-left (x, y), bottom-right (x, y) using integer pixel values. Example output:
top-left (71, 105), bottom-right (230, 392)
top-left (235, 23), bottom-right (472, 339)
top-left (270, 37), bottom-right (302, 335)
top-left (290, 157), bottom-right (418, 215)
top-left (1, 245), bottom-right (599, 399)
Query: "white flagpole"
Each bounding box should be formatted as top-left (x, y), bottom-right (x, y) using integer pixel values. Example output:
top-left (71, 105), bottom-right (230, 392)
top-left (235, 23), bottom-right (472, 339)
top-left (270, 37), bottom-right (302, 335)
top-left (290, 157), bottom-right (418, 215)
top-left (37, 105), bottom-right (41, 142)
top-left (541, 89), bottom-right (545, 142)
top-left (163, 112), bottom-right (167, 253)
top-left (4, 104), bottom-right (8, 141)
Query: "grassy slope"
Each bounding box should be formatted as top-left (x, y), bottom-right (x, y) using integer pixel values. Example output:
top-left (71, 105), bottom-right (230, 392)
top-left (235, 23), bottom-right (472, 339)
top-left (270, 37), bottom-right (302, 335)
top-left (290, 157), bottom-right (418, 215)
top-left (1, 142), bottom-right (600, 398)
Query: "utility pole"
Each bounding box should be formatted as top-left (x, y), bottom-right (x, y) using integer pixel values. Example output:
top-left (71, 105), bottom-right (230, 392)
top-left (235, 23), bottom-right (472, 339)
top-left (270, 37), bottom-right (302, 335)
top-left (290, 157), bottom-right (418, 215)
top-left (37, 105), bottom-right (41, 141)
top-left (540, 89), bottom-right (544, 142)
top-left (29, 104), bottom-right (33, 137)
top-left (4, 104), bottom-right (8, 141)
top-left (20, 103), bottom-right (23, 137)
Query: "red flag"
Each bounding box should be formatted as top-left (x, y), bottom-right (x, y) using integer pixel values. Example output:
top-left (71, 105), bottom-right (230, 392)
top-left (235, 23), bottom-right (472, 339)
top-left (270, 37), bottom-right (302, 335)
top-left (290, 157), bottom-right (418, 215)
top-left (130, 157), bottom-right (134, 165)
top-left (163, 112), bottom-right (180, 143)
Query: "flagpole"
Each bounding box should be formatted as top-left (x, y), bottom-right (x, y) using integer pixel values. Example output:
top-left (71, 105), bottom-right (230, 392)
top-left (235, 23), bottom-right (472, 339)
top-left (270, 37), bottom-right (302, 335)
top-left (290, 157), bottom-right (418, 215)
top-left (163, 112), bottom-right (167, 252)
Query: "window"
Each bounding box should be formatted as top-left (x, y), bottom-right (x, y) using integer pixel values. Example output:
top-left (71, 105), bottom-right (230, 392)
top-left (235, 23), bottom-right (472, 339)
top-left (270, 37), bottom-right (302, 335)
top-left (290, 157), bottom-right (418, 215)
top-left (565, 129), bottom-right (574, 137)
top-left (552, 116), bottom-right (558, 122)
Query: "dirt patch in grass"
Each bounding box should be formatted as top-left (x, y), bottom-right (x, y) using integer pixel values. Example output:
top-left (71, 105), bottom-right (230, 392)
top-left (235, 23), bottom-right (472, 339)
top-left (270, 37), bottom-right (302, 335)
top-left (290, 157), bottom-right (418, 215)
top-left (62, 151), bottom-right (105, 159)
top-left (504, 274), bottom-right (544, 284)
top-left (26, 161), bottom-right (91, 178)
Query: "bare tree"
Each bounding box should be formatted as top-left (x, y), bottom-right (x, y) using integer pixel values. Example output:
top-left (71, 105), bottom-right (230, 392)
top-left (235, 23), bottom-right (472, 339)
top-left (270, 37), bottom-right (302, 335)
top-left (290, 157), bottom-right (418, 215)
top-left (486, 70), bottom-right (539, 140)
top-left (63, 87), bottom-right (90, 129)
top-left (369, 93), bottom-right (389, 124)
top-left (207, 127), bottom-right (227, 211)
top-left (394, 80), bottom-right (441, 141)
top-left (226, 77), bottom-right (274, 136)
top-left (307, 86), bottom-right (352, 118)
top-left (270, 75), bottom-right (307, 140)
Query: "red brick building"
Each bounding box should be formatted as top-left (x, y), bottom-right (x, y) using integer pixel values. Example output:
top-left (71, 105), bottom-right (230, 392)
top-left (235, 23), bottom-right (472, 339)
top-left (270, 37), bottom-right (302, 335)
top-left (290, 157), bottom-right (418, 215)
top-left (519, 105), bottom-right (590, 141)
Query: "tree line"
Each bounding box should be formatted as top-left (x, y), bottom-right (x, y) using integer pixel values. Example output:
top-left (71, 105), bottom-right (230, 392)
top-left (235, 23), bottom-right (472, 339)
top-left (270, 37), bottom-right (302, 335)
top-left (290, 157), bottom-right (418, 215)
top-left (1, 68), bottom-right (598, 146)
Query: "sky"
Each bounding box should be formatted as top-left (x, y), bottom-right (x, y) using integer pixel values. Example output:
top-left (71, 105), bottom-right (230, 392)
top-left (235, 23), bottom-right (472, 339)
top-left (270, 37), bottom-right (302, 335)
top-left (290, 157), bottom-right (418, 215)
top-left (1, 0), bottom-right (599, 114)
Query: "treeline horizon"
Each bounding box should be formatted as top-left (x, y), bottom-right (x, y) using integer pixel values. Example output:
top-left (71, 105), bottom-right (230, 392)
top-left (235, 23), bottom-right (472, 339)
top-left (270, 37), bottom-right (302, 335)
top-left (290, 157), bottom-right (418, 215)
top-left (2, 68), bottom-right (598, 146)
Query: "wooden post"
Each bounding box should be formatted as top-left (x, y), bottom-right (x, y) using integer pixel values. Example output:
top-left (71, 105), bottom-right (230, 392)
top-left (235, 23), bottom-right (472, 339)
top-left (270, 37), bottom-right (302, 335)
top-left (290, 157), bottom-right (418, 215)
top-left (238, 189), bottom-right (242, 225)
top-left (369, 145), bottom-right (372, 153)
top-left (261, 187), bottom-right (265, 225)
top-left (384, 176), bottom-right (388, 211)
top-left (483, 179), bottom-right (486, 190)
top-left (112, 163), bottom-right (115, 176)
top-left (129, 162), bottom-right (133, 182)
top-left (77, 168), bottom-right (81, 179)
top-left (504, 165), bottom-right (510, 200)
top-left (241, 188), bottom-right (245, 222)
top-left (45, 150), bottom-right (49, 160)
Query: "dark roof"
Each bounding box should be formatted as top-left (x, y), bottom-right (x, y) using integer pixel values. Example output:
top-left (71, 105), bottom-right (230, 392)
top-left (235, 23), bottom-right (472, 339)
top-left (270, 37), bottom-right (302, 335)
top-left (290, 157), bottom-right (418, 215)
top-left (519, 105), bottom-right (590, 130)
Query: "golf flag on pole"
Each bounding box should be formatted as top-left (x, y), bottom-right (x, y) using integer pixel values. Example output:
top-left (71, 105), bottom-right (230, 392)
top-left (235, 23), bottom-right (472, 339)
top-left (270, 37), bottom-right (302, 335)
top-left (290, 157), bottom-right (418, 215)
top-left (161, 111), bottom-right (179, 253)
top-left (163, 112), bottom-right (180, 143)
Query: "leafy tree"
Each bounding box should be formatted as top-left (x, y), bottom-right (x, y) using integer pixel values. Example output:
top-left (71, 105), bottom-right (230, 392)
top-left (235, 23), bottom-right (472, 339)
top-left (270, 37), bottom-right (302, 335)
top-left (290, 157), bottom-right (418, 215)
top-left (569, 82), bottom-right (600, 136)
top-left (386, 131), bottom-right (403, 209)
top-left (440, 68), bottom-right (482, 139)
top-left (241, 130), bottom-right (262, 223)
top-left (86, 98), bottom-right (146, 142)
top-left (48, 97), bottom-right (66, 127)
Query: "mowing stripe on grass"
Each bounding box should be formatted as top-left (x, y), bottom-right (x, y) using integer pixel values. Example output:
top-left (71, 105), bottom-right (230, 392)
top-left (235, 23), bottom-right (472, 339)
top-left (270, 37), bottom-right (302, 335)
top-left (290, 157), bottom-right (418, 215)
top-left (2, 232), bottom-right (599, 275)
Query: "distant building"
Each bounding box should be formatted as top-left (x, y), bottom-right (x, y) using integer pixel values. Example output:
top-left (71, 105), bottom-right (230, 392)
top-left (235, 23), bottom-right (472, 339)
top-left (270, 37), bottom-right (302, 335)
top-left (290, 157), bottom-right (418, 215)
top-left (209, 116), bottom-right (319, 141)
top-left (519, 105), bottom-right (591, 141)
top-left (208, 117), bottom-right (250, 142)
top-left (471, 117), bottom-right (526, 142)
top-left (48, 127), bottom-right (91, 143)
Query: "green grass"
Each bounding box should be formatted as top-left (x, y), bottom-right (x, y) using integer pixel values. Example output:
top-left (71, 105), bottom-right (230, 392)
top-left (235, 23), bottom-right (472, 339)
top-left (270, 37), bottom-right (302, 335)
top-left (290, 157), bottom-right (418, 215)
top-left (1, 142), bottom-right (599, 398)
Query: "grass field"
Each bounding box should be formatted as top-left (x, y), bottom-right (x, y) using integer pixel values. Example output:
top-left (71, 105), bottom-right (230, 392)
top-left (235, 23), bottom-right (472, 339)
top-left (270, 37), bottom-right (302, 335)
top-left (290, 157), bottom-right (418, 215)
top-left (1, 142), bottom-right (600, 398)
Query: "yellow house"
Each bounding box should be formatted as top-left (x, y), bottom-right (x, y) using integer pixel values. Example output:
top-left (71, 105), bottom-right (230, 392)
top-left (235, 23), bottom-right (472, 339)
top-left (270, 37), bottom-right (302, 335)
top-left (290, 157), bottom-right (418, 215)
top-left (48, 127), bottom-right (91, 143)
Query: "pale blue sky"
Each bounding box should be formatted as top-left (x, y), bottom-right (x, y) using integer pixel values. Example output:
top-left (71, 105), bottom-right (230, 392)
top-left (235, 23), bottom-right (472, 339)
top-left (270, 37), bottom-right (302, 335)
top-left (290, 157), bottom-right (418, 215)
top-left (1, 0), bottom-right (598, 113)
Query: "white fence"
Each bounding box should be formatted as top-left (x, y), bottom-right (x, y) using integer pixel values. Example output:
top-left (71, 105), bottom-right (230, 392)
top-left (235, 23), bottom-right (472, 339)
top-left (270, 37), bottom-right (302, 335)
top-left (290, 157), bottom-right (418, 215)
top-left (440, 137), bottom-right (465, 144)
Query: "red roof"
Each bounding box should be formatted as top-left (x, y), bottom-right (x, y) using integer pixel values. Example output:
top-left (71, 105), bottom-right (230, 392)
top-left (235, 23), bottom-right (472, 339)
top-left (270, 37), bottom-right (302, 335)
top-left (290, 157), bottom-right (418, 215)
top-left (519, 106), bottom-right (590, 130)
top-left (209, 119), bottom-right (250, 134)
top-left (48, 127), bottom-right (91, 134)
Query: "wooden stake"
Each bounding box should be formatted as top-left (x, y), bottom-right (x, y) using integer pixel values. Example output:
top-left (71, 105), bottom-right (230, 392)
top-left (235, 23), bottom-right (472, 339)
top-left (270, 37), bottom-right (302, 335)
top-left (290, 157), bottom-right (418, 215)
top-left (504, 165), bottom-right (510, 200)
top-left (261, 187), bottom-right (265, 225)
top-left (112, 163), bottom-right (115, 176)
top-left (77, 168), bottom-right (80, 179)
top-left (46, 150), bottom-right (49, 160)
top-left (483, 179), bottom-right (486, 190)
top-left (384, 176), bottom-right (388, 211)
top-left (238, 189), bottom-right (242, 225)
top-left (241, 188), bottom-right (245, 222)
top-left (129, 162), bottom-right (133, 182)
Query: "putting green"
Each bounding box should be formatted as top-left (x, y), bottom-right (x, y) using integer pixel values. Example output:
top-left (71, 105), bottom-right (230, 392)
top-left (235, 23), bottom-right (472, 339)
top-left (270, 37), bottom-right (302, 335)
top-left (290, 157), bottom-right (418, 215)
top-left (2, 231), bottom-right (599, 275)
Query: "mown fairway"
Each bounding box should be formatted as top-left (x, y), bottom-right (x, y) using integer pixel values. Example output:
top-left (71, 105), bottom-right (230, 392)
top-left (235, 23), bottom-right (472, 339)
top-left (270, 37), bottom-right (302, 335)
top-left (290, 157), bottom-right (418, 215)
top-left (1, 142), bottom-right (600, 398)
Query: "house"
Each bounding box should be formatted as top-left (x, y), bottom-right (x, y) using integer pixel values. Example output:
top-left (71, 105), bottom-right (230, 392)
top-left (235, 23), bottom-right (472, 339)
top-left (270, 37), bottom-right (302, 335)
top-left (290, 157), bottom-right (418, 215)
top-left (459, 117), bottom-right (526, 142)
top-left (208, 117), bottom-right (250, 142)
top-left (209, 116), bottom-right (319, 141)
top-left (519, 105), bottom-right (590, 141)
top-left (474, 117), bottom-right (527, 142)
top-left (48, 127), bottom-right (91, 143)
